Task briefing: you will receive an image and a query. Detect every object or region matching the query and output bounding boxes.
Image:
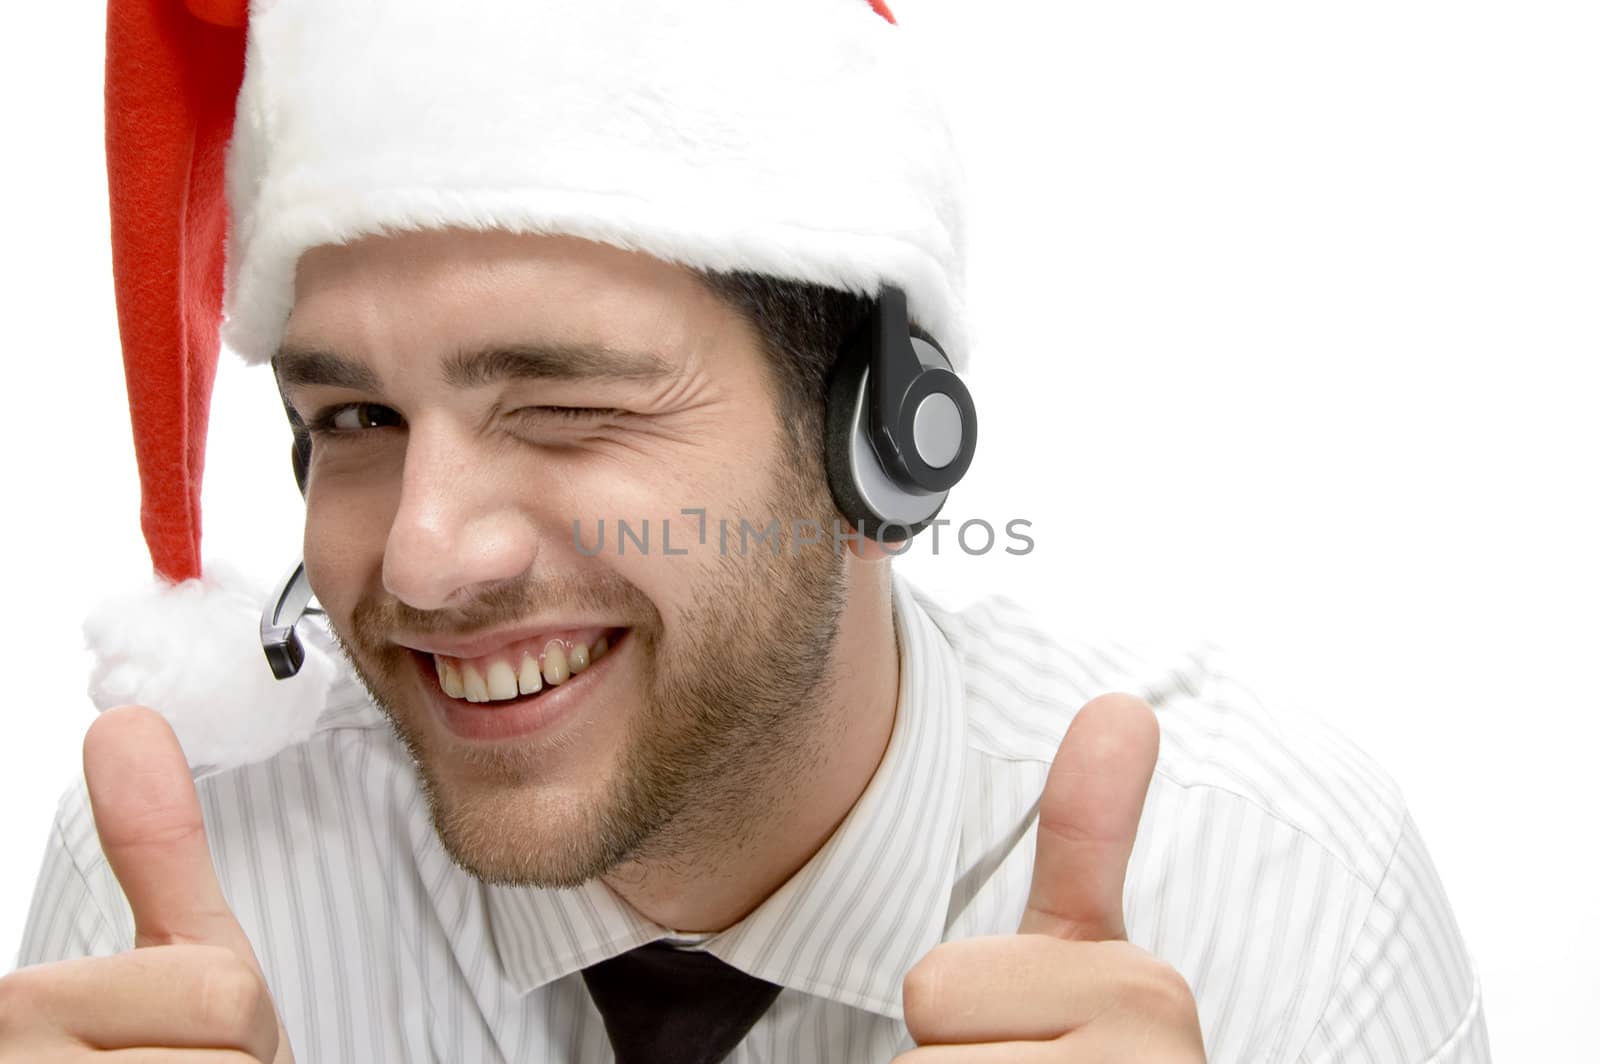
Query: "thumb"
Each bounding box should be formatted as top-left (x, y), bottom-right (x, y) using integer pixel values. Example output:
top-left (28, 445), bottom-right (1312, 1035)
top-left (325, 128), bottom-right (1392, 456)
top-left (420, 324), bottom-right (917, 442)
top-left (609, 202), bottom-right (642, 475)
top-left (83, 705), bottom-right (256, 960)
top-left (1018, 692), bottom-right (1159, 941)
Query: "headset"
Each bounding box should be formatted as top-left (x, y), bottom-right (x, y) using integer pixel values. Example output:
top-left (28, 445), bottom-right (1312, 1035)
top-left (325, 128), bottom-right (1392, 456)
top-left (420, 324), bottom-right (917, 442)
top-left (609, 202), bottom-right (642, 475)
top-left (824, 284), bottom-right (977, 542)
top-left (261, 282), bottom-right (977, 678)
top-left (260, 400), bottom-right (316, 679)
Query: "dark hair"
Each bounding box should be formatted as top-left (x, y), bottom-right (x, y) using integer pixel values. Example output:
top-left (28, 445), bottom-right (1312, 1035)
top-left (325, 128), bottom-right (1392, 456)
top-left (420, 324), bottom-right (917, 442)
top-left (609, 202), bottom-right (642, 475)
top-left (693, 270), bottom-right (875, 473)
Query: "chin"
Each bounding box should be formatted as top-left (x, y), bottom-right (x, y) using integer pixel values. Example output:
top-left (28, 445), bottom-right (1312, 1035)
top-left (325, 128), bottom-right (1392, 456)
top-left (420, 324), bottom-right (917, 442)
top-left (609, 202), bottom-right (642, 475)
top-left (399, 686), bottom-right (651, 887)
top-left (423, 767), bottom-right (634, 888)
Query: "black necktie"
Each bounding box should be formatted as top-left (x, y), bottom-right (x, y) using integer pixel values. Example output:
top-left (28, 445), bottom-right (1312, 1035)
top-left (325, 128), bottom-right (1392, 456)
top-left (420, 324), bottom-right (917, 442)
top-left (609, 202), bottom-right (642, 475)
top-left (580, 941), bottom-right (784, 1064)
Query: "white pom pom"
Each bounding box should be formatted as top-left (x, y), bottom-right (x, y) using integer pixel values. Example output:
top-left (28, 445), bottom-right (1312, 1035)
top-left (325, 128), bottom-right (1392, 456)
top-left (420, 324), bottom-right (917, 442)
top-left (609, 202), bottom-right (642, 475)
top-left (83, 559), bottom-right (344, 774)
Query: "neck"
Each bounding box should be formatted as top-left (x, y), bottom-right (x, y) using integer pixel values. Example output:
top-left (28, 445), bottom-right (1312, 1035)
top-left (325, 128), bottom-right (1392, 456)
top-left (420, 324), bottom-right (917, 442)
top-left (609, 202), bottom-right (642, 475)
top-left (600, 560), bottom-right (900, 933)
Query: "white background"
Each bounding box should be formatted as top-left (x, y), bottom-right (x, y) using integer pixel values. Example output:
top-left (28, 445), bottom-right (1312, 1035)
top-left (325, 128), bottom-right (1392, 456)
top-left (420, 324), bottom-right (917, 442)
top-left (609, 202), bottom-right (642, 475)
top-left (3, 1), bottom-right (1594, 1058)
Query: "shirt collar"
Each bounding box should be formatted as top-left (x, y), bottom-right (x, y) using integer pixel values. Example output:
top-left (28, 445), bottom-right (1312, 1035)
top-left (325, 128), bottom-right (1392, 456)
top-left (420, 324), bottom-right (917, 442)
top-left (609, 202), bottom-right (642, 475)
top-left (484, 571), bottom-right (969, 1019)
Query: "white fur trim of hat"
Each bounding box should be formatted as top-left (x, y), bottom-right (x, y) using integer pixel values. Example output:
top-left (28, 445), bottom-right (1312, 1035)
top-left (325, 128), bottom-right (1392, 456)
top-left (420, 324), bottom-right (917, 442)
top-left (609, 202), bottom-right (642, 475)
top-left (222, 0), bottom-right (972, 369)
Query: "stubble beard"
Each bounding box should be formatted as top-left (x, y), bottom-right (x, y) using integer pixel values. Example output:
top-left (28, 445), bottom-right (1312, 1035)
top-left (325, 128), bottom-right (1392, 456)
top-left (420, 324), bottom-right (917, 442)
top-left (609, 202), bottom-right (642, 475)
top-left (328, 460), bottom-right (848, 889)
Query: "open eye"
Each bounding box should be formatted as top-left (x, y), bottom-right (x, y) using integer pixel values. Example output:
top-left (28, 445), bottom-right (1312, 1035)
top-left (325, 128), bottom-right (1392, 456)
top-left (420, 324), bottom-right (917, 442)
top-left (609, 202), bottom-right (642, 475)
top-left (307, 402), bottom-right (404, 434)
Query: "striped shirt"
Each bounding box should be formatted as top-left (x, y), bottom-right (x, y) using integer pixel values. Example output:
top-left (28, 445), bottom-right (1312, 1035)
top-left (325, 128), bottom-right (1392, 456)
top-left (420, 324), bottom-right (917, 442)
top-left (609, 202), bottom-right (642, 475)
top-left (16, 572), bottom-right (1489, 1062)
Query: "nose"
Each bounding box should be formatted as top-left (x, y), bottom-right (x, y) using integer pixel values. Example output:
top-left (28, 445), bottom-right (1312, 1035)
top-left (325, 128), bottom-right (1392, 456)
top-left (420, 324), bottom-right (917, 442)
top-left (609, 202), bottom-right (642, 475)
top-left (381, 419), bottom-right (539, 612)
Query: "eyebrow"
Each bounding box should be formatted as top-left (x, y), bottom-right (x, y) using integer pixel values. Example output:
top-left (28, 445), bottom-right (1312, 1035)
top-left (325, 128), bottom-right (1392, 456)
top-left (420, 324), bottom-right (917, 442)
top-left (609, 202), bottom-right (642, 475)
top-left (272, 348), bottom-right (382, 391)
top-left (272, 340), bottom-right (674, 392)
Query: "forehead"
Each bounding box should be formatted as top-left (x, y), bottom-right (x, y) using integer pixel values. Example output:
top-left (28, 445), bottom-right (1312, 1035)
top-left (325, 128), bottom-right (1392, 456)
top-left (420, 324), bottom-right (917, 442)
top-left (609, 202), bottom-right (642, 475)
top-left (283, 227), bottom-right (729, 375)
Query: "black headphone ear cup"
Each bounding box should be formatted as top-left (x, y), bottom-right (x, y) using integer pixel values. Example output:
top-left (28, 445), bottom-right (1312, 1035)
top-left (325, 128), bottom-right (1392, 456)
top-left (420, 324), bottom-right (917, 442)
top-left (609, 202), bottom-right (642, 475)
top-left (824, 338), bottom-right (897, 541)
top-left (823, 321), bottom-right (947, 544)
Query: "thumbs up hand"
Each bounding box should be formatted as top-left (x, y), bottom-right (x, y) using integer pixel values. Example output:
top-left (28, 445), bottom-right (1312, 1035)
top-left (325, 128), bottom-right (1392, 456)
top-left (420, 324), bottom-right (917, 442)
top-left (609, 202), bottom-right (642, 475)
top-left (894, 693), bottom-right (1205, 1062)
top-left (0, 705), bottom-right (294, 1062)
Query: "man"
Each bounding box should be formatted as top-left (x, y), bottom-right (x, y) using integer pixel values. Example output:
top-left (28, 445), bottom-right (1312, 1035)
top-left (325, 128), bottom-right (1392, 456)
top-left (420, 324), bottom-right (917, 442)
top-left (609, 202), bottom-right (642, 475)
top-left (7, 0), bottom-right (1487, 1061)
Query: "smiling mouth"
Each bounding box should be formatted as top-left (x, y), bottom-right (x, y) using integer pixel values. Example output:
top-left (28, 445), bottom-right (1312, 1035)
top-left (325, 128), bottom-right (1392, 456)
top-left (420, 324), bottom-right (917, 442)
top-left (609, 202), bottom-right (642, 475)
top-left (413, 627), bottom-right (630, 705)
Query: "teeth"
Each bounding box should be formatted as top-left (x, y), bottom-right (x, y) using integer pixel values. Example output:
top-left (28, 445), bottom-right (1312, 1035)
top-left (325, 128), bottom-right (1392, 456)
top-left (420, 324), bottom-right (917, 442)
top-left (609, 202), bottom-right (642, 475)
top-left (518, 652), bottom-right (543, 695)
top-left (434, 632), bottom-right (617, 703)
top-left (437, 657), bottom-right (466, 699)
top-left (461, 662), bottom-right (490, 703)
top-left (486, 660), bottom-right (519, 701)
top-left (542, 640), bottom-right (570, 685)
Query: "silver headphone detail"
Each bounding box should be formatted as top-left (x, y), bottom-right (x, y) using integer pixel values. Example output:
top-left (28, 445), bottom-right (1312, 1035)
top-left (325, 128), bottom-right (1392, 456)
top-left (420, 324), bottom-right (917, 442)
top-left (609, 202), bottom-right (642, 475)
top-left (823, 285), bottom-right (977, 542)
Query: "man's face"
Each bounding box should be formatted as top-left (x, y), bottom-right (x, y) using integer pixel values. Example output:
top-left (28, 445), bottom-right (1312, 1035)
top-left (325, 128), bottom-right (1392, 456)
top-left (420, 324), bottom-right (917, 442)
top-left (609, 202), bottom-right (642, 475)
top-left (279, 228), bottom-right (848, 887)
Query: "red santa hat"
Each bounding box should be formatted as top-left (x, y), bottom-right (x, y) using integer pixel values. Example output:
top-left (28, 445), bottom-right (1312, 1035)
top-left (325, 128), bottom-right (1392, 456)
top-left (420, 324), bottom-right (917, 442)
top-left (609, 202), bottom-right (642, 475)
top-left (88, 0), bottom-right (969, 772)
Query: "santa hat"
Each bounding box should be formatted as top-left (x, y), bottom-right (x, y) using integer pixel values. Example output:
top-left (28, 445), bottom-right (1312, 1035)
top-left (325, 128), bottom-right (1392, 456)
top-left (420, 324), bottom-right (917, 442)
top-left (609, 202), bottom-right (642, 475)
top-left (88, 0), bottom-right (969, 772)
